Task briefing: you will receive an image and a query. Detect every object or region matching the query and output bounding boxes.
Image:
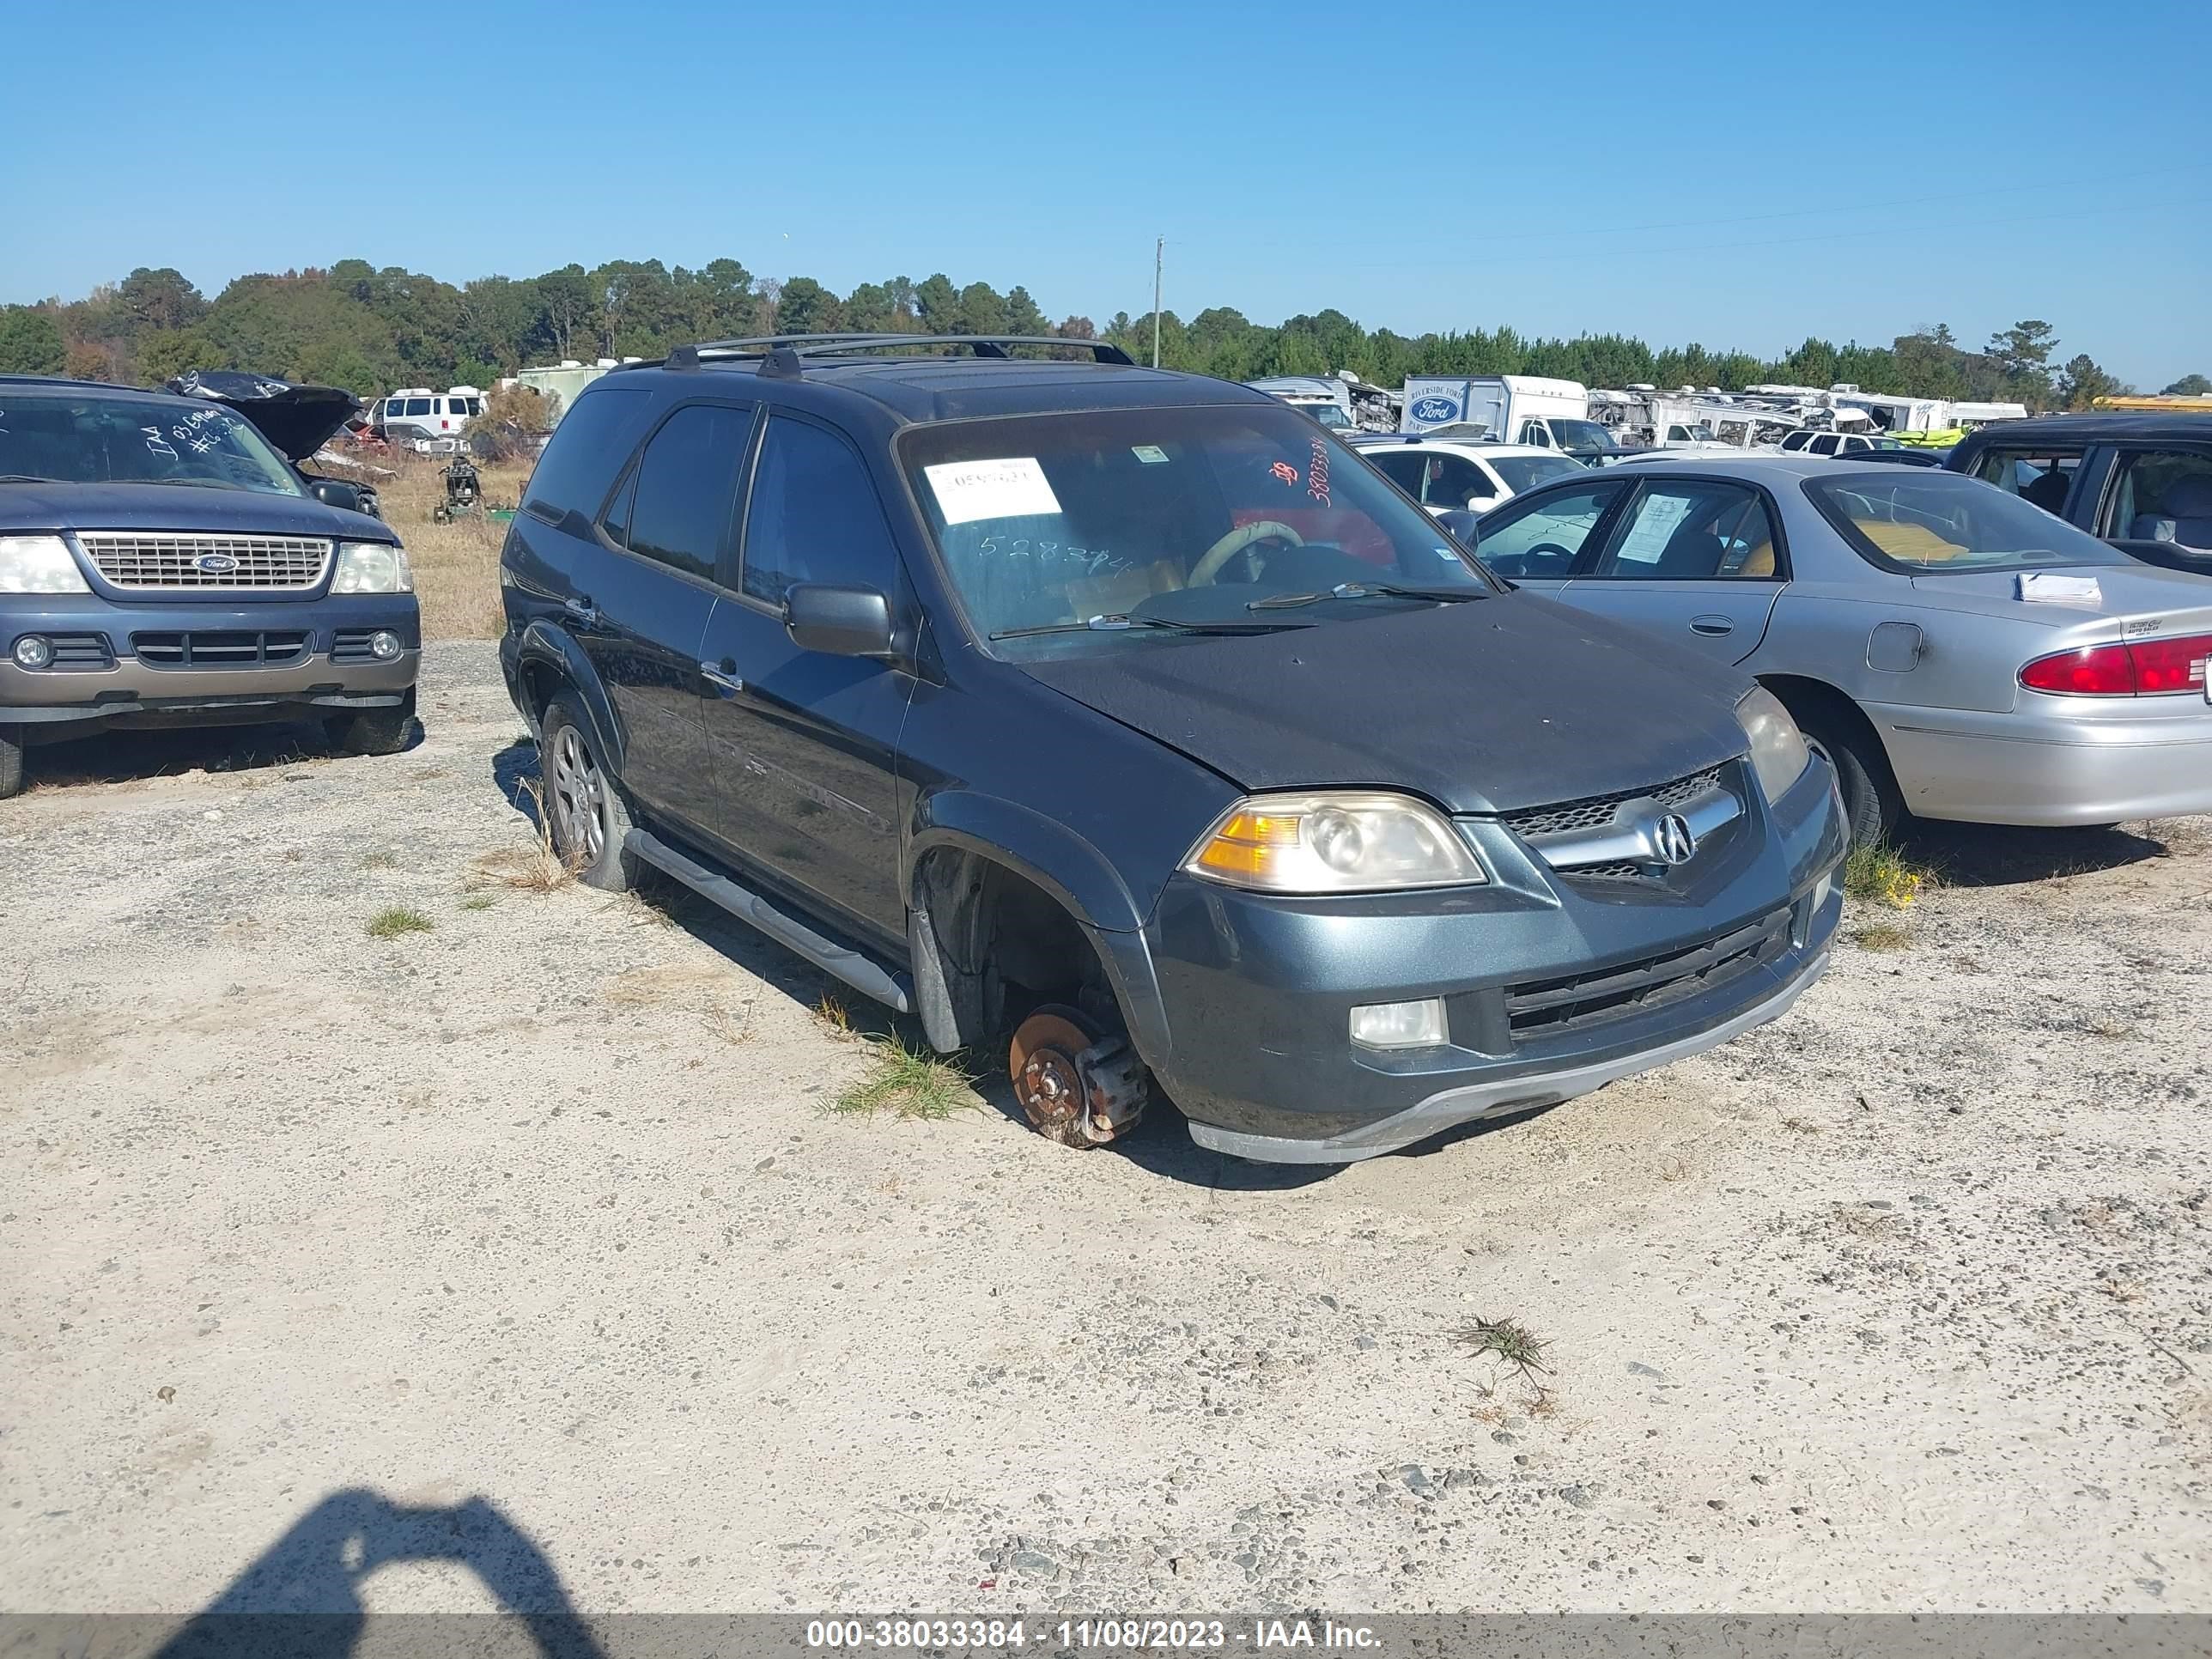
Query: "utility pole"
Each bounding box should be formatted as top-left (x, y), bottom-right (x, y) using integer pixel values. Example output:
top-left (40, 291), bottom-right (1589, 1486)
top-left (1152, 235), bottom-right (1164, 369)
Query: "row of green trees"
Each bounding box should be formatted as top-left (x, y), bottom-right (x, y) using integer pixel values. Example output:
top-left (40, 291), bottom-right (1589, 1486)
top-left (1, 257), bottom-right (2198, 412)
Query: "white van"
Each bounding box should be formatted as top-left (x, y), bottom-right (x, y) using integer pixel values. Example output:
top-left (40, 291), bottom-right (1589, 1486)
top-left (368, 386), bottom-right (484, 452)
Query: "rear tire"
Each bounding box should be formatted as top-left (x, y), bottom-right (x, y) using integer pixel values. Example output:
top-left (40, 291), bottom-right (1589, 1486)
top-left (541, 694), bottom-right (636, 892)
top-left (0, 726), bottom-right (24, 799)
top-left (325, 690), bottom-right (417, 757)
top-left (1796, 709), bottom-right (1901, 848)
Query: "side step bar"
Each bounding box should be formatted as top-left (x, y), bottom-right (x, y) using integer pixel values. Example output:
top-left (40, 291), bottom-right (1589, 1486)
top-left (624, 829), bottom-right (914, 1014)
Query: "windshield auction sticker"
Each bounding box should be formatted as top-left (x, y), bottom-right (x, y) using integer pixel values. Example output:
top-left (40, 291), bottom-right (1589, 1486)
top-left (924, 457), bottom-right (1063, 526)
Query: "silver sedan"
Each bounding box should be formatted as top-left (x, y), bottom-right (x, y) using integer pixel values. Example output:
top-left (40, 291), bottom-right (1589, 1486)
top-left (1462, 454), bottom-right (2212, 843)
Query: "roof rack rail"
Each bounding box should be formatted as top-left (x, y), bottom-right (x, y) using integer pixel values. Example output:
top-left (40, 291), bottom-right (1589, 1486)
top-left (618, 333), bottom-right (1137, 372)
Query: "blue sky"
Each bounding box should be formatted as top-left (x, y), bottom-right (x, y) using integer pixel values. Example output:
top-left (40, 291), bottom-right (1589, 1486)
top-left (4, 2), bottom-right (2207, 388)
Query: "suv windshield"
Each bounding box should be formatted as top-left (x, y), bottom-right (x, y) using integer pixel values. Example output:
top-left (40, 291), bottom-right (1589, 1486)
top-left (901, 405), bottom-right (1495, 656)
top-left (1806, 472), bottom-right (2128, 574)
top-left (1552, 420), bottom-right (1619, 453)
top-left (0, 394), bottom-right (303, 495)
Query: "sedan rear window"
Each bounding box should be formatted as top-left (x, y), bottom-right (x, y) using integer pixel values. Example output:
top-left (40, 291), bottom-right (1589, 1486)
top-left (1804, 473), bottom-right (2127, 573)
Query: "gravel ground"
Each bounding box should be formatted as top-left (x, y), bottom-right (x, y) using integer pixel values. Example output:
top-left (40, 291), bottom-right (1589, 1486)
top-left (3, 642), bottom-right (2208, 1619)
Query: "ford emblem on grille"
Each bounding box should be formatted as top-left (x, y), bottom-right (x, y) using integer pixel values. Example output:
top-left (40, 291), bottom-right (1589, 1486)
top-left (1652, 812), bottom-right (1697, 866)
top-left (194, 553), bottom-right (240, 574)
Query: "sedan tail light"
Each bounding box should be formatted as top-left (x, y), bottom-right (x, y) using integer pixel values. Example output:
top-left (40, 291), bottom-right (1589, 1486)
top-left (2021, 632), bottom-right (2212, 696)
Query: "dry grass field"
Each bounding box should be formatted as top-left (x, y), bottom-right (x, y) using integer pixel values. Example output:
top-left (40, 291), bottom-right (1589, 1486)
top-left (337, 451), bottom-right (533, 641)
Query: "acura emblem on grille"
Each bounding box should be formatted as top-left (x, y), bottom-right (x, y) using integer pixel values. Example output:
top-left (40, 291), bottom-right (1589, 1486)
top-left (1652, 812), bottom-right (1697, 866)
top-left (194, 553), bottom-right (240, 574)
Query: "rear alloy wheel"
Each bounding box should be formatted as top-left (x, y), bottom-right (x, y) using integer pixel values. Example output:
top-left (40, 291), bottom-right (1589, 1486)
top-left (541, 696), bottom-right (635, 892)
top-left (1008, 1003), bottom-right (1147, 1149)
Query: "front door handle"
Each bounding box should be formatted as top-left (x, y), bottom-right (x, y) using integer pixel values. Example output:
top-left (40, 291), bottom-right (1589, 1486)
top-left (1689, 614), bottom-right (1735, 636)
top-left (700, 657), bottom-right (744, 694)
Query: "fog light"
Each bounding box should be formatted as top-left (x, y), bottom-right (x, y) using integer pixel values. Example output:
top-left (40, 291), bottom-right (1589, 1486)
top-left (1350, 997), bottom-right (1447, 1050)
top-left (368, 630), bottom-right (402, 661)
top-left (12, 635), bottom-right (52, 669)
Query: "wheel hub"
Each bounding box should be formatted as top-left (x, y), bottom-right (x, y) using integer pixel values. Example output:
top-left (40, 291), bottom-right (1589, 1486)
top-left (1008, 1006), bottom-right (1146, 1149)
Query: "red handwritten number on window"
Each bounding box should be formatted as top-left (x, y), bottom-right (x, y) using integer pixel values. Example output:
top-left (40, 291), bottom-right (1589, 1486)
top-left (1268, 461), bottom-right (1298, 488)
top-left (1307, 441), bottom-right (1331, 506)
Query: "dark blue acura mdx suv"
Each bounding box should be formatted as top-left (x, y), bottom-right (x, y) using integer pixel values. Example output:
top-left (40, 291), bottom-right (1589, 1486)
top-left (0, 375), bottom-right (419, 795)
top-left (497, 335), bottom-right (1846, 1164)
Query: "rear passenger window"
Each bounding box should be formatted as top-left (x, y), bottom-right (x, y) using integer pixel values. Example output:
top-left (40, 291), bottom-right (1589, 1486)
top-left (623, 404), bottom-right (755, 582)
top-left (740, 416), bottom-right (900, 605)
top-left (1595, 482), bottom-right (1778, 580)
top-left (522, 386), bottom-right (655, 524)
top-left (1972, 448), bottom-right (2081, 514)
top-left (2103, 450), bottom-right (2212, 550)
top-left (403, 398), bottom-right (432, 417)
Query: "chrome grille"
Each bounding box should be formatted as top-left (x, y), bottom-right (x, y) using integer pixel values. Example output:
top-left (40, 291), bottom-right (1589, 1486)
top-left (1502, 765), bottom-right (1727, 840)
top-left (78, 533), bottom-right (330, 590)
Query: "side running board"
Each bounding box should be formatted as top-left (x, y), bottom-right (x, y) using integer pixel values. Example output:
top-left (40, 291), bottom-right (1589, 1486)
top-left (624, 829), bottom-right (914, 1014)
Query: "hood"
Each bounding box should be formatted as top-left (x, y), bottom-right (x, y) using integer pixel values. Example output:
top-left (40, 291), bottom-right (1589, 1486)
top-left (163, 370), bottom-right (362, 461)
top-left (0, 480), bottom-right (388, 542)
top-left (1017, 595), bottom-right (1752, 815)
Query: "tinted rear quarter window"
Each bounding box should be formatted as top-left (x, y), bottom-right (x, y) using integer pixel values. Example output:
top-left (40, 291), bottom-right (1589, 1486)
top-left (524, 386), bottom-right (657, 523)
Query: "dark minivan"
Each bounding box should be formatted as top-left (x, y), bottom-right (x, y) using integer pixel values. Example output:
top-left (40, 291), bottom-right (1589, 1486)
top-left (1948, 412), bottom-right (2212, 576)
top-left (497, 335), bottom-right (1846, 1163)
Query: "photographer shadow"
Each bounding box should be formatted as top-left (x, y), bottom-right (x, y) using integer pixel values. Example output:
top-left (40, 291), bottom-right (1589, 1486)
top-left (149, 1489), bottom-right (603, 1659)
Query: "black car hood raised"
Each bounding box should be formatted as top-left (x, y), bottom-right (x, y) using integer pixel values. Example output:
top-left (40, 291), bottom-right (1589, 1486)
top-left (1017, 596), bottom-right (1750, 815)
top-left (0, 479), bottom-right (386, 542)
top-left (163, 370), bottom-right (361, 461)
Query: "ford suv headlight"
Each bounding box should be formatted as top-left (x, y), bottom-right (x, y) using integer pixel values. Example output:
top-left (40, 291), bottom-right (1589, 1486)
top-left (1183, 792), bottom-right (1486, 893)
top-left (0, 535), bottom-right (90, 593)
top-left (332, 540), bottom-right (413, 594)
top-left (1737, 687), bottom-right (1811, 804)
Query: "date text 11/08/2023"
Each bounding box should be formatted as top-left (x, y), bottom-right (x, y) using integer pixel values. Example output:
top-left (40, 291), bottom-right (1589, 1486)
top-left (805, 1619), bottom-right (1382, 1650)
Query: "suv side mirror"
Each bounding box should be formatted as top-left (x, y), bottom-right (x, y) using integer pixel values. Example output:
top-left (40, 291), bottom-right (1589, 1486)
top-left (785, 583), bottom-right (895, 659)
top-left (1464, 494), bottom-right (1498, 513)
top-left (307, 477), bottom-right (365, 513)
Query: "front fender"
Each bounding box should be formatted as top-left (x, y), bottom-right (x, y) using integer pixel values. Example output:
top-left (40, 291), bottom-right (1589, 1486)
top-left (514, 619), bottom-right (626, 776)
top-left (908, 791), bottom-right (1175, 1072)
top-left (908, 791), bottom-right (1149, 933)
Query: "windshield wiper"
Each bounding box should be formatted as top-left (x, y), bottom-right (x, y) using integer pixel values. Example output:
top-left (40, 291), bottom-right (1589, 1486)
top-left (1247, 581), bottom-right (1486, 611)
top-left (990, 614), bottom-right (1316, 641)
top-left (0, 475), bottom-right (54, 483)
top-left (135, 477), bottom-right (239, 489)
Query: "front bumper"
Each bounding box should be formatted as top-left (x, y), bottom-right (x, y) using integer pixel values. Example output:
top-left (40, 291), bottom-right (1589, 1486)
top-left (1, 595), bottom-right (418, 732)
top-left (1868, 695), bottom-right (2212, 826)
top-left (1127, 756), bottom-right (1847, 1163)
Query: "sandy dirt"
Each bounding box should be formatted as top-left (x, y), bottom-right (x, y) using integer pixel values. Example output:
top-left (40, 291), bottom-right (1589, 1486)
top-left (3, 642), bottom-right (2207, 1619)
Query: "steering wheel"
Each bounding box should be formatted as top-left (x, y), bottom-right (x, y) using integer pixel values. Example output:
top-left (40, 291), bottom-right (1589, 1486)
top-left (1523, 542), bottom-right (1575, 564)
top-left (1189, 520), bottom-right (1306, 586)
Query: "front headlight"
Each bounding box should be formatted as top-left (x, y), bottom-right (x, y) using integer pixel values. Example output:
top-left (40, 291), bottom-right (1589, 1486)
top-left (332, 540), bottom-right (413, 594)
top-left (0, 535), bottom-right (90, 594)
top-left (1737, 687), bottom-right (1811, 804)
top-left (1183, 791), bottom-right (1486, 893)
